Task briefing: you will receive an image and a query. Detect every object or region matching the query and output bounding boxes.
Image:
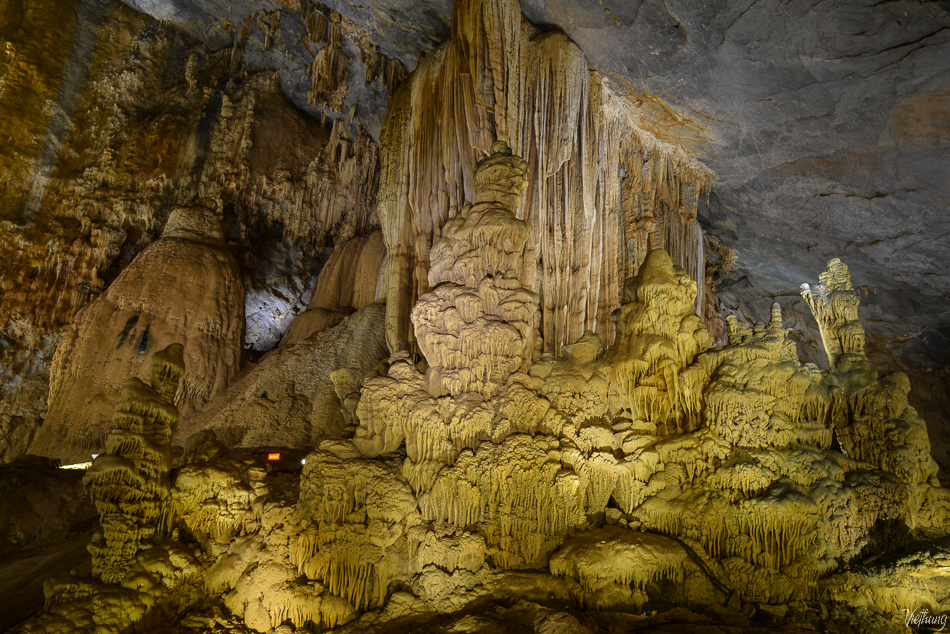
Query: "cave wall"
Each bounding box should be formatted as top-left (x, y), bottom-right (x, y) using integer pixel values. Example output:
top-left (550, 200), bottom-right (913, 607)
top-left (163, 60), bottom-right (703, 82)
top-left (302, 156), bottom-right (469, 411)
top-left (0, 0), bottom-right (388, 462)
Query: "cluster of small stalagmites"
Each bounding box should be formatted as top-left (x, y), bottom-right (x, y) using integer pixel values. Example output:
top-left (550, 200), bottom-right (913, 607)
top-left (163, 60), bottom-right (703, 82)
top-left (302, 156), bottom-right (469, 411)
top-left (418, 434), bottom-right (594, 570)
top-left (83, 344), bottom-right (184, 584)
top-left (412, 140), bottom-right (539, 399)
top-left (609, 431), bottom-right (923, 605)
top-left (171, 448), bottom-right (261, 559)
top-left (351, 246), bottom-right (917, 611)
top-left (700, 304), bottom-right (835, 449)
top-left (602, 249), bottom-right (712, 436)
top-left (32, 247), bottom-right (950, 633)
top-left (801, 259), bottom-right (946, 521)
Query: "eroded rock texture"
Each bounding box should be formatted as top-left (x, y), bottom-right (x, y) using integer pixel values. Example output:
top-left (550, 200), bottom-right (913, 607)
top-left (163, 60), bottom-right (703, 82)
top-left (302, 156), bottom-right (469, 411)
top-left (0, 0), bottom-right (387, 465)
top-left (178, 303), bottom-right (389, 450)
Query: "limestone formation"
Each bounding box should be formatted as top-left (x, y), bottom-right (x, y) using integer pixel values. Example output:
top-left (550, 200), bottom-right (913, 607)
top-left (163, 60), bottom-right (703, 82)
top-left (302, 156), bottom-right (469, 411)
top-left (14, 237), bottom-right (950, 634)
top-left (32, 200), bottom-right (244, 463)
top-left (413, 140), bottom-right (539, 398)
top-left (354, 143), bottom-right (541, 467)
top-left (700, 304), bottom-right (835, 449)
top-left (5, 0), bottom-right (950, 632)
top-left (83, 343), bottom-right (184, 584)
top-left (378, 0), bottom-right (714, 357)
top-left (800, 258), bottom-right (866, 367)
top-left (177, 304), bottom-right (389, 450)
top-left (802, 258), bottom-right (948, 526)
top-left (549, 527), bottom-right (711, 610)
top-left (603, 249), bottom-right (712, 436)
top-left (281, 231), bottom-right (387, 348)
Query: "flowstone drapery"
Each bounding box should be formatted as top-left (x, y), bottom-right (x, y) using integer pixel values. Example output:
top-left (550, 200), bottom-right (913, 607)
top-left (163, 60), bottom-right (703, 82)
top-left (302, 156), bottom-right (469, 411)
top-left (378, 0), bottom-right (714, 357)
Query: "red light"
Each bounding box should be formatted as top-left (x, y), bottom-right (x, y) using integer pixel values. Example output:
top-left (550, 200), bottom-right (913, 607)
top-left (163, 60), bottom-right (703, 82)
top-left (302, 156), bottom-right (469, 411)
top-left (267, 452), bottom-right (281, 461)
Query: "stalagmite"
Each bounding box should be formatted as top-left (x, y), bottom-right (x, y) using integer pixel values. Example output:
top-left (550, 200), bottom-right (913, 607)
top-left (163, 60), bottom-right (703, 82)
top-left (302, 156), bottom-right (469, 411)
top-left (281, 231), bottom-right (387, 347)
top-left (412, 140), bottom-right (539, 398)
top-left (603, 249), bottom-right (712, 435)
top-left (83, 343), bottom-right (184, 584)
top-left (701, 304), bottom-right (835, 449)
top-left (800, 259), bottom-right (864, 366)
top-left (801, 258), bottom-right (949, 527)
top-left (33, 200), bottom-right (245, 463)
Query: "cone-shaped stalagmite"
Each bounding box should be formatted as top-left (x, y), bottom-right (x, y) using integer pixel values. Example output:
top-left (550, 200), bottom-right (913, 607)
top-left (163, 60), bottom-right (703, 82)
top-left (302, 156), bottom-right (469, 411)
top-left (33, 199), bottom-right (245, 463)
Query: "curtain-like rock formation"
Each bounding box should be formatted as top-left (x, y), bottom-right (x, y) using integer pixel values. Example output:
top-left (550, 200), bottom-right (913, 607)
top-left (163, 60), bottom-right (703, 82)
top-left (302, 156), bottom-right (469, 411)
top-left (32, 200), bottom-right (244, 463)
top-left (378, 0), bottom-right (713, 357)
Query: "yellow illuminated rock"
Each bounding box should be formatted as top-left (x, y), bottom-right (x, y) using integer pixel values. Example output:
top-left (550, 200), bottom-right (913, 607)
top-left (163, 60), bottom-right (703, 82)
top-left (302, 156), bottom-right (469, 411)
top-left (5, 0), bottom-right (950, 632)
top-left (84, 343), bottom-right (185, 584)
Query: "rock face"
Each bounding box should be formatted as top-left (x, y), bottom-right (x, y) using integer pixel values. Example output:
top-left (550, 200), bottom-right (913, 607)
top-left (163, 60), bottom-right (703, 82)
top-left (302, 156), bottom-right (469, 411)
top-left (32, 201), bottom-right (244, 463)
top-left (280, 231), bottom-right (387, 348)
top-left (177, 303), bottom-right (389, 450)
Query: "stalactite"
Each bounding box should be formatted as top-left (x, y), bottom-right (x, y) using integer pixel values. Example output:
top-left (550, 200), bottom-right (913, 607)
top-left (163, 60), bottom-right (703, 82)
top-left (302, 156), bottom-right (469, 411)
top-left (377, 0), bottom-right (712, 358)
